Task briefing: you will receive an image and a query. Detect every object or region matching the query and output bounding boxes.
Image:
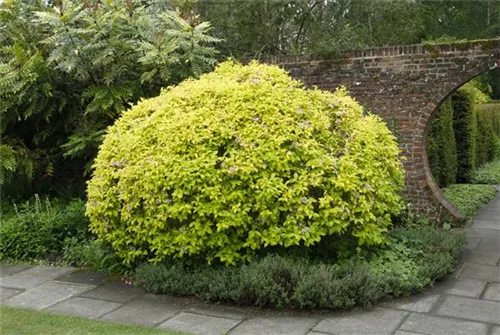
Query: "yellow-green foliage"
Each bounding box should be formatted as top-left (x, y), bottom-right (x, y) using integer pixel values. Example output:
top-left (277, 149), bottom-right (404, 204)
top-left (86, 61), bottom-right (404, 265)
top-left (475, 102), bottom-right (500, 137)
top-left (460, 81), bottom-right (491, 105)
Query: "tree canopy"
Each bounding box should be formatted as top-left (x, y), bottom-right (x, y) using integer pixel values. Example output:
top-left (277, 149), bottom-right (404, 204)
top-left (0, 0), bottom-right (219, 197)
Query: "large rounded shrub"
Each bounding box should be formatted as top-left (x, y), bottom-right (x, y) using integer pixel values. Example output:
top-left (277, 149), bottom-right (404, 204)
top-left (86, 61), bottom-right (404, 265)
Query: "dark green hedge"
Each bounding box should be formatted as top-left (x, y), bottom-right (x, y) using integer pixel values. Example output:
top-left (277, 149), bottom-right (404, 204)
top-left (476, 108), bottom-right (497, 166)
top-left (476, 101), bottom-right (500, 136)
top-left (427, 95), bottom-right (500, 185)
top-left (452, 88), bottom-right (478, 183)
top-left (427, 97), bottom-right (457, 187)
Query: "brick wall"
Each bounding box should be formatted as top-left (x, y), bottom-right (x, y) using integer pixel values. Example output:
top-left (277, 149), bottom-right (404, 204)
top-left (260, 39), bottom-right (500, 222)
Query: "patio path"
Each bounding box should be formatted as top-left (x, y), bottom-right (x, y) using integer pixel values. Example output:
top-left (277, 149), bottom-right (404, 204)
top-left (1, 195), bottom-right (500, 335)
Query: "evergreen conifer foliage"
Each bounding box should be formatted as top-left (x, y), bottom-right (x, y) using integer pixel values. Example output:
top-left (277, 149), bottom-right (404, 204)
top-left (0, 0), bottom-right (219, 197)
top-left (426, 97), bottom-right (457, 188)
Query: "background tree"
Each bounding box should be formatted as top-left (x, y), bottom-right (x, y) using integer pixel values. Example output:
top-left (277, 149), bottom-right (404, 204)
top-left (0, 0), bottom-right (219, 199)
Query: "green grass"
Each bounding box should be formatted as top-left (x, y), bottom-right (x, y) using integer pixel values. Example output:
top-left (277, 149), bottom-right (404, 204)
top-left (471, 159), bottom-right (500, 184)
top-left (0, 306), bottom-right (188, 335)
top-left (443, 184), bottom-right (497, 218)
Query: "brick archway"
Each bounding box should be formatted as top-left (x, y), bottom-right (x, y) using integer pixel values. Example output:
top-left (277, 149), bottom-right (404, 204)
top-left (261, 39), bottom-right (500, 222)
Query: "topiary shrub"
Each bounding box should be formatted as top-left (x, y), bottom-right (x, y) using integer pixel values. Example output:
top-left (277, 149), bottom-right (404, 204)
top-left (86, 61), bottom-right (404, 265)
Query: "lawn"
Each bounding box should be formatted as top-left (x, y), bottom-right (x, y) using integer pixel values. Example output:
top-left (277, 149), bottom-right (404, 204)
top-left (0, 306), bottom-right (187, 335)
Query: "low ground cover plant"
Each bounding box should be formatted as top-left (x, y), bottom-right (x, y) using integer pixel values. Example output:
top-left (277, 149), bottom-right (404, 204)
top-left (87, 61), bottom-right (404, 266)
top-left (0, 196), bottom-right (128, 273)
top-left (443, 184), bottom-right (497, 218)
top-left (0, 196), bottom-right (89, 262)
top-left (471, 159), bottom-right (500, 184)
top-left (135, 225), bottom-right (464, 310)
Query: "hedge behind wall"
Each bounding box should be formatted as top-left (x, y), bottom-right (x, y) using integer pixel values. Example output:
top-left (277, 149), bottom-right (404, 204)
top-left (427, 97), bottom-right (457, 188)
top-left (476, 109), bottom-right (496, 166)
top-left (451, 88), bottom-right (478, 183)
top-left (427, 95), bottom-right (500, 186)
top-left (475, 102), bottom-right (500, 137)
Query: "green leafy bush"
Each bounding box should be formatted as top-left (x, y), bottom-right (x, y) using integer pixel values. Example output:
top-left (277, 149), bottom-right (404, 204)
top-left (426, 97), bottom-right (457, 187)
top-left (471, 160), bottom-right (500, 184)
top-left (0, 0), bottom-right (219, 198)
top-left (443, 184), bottom-right (497, 218)
top-left (62, 239), bottom-right (131, 274)
top-left (135, 226), bottom-right (464, 309)
top-left (0, 197), bottom-right (89, 261)
top-left (87, 61), bottom-right (404, 265)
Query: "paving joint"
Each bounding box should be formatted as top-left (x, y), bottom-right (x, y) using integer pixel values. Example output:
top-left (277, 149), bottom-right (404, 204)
top-left (391, 309), bottom-right (412, 334)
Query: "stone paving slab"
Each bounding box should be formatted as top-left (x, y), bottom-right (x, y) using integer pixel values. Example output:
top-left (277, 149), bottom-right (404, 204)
top-left (0, 287), bottom-right (23, 301)
top-left (158, 312), bottom-right (241, 335)
top-left (101, 295), bottom-right (182, 326)
top-left (0, 266), bottom-right (73, 289)
top-left (229, 316), bottom-right (318, 335)
top-left (475, 213), bottom-right (500, 222)
top-left (312, 308), bottom-right (408, 335)
top-left (464, 237), bottom-right (481, 250)
top-left (492, 326), bottom-right (500, 335)
top-left (79, 281), bottom-right (144, 303)
top-left (436, 295), bottom-right (500, 325)
top-left (466, 228), bottom-right (500, 239)
top-left (475, 238), bottom-right (500, 253)
top-left (458, 263), bottom-right (500, 282)
top-left (55, 270), bottom-right (108, 286)
top-left (399, 313), bottom-right (488, 335)
top-left (443, 278), bottom-right (486, 298)
top-left (471, 221), bottom-right (500, 230)
top-left (460, 249), bottom-right (500, 266)
top-left (393, 331), bottom-right (424, 335)
top-left (484, 283), bottom-right (500, 301)
top-left (183, 306), bottom-right (247, 321)
top-left (384, 293), bottom-right (440, 313)
top-left (3, 281), bottom-right (94, 310)
top-left (0, 264), bottom-right (31, 278)
top-left (45, 296), bottom-right (122, 319)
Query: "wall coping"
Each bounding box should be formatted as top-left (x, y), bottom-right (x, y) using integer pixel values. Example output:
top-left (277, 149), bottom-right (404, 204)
top-left (256, 38), bottom-right (500, 65)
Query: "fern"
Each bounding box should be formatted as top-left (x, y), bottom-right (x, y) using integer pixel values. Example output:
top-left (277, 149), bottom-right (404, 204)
top-left (0, 145), bottom-right (17, 173)
top-left (1, 0), bottom-right (220, 197)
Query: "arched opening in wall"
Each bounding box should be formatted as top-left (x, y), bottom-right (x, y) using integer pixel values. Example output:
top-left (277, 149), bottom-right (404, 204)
top-left (425, 68), bottom-right (500, 220)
